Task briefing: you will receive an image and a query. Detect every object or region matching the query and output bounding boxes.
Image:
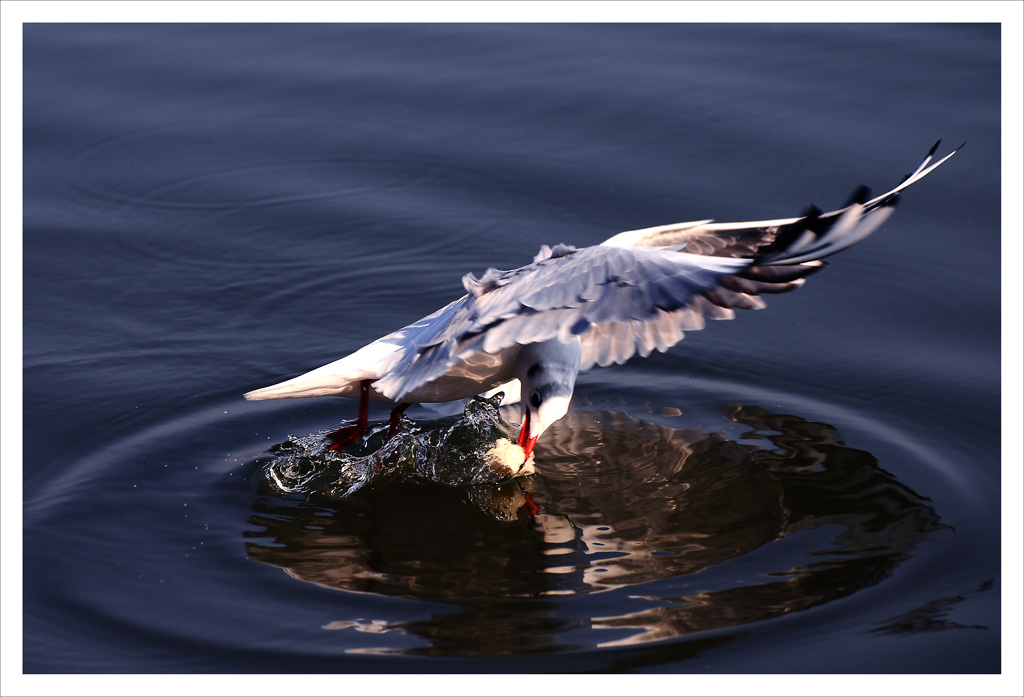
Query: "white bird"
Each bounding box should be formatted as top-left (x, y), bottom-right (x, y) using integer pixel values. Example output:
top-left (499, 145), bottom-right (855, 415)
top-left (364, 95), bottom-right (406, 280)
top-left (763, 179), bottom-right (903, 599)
top-left (246, 142), bottom-right (959, 464)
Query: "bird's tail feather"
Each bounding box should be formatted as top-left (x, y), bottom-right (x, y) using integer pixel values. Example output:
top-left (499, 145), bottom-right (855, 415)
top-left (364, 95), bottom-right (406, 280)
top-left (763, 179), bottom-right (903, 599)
top-left (244, 374), bottom-right (358, 401)
top-left (244, 356), bottom-right (375, 401)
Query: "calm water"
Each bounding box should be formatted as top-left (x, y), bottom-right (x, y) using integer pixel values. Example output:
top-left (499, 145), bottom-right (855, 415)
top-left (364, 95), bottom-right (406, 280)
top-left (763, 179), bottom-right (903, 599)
top-left (21, 23), bottom-right (1001, 674)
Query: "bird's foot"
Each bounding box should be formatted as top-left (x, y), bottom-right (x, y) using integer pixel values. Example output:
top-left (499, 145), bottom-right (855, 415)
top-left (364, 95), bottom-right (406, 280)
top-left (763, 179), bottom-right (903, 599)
top-left (385, 402), bottom-right (411, 440)
top-left (326, 379), bottom-right (373, 452)
top-left (325, 423), bottom-right (366, 452)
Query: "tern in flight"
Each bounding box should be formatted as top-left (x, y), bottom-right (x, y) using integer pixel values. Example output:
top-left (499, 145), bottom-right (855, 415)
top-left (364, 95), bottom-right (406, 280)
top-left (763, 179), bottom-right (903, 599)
top-left (246, 142), bottom-right (959, 465)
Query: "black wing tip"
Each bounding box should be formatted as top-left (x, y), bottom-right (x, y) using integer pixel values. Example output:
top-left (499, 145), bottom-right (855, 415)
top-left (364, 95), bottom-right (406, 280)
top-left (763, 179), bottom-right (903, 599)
top-left (930, 139), bottom-right (966, 157)
top-left (903, 139), bottom-right (963, 182)
top-left (801, 203), bottom-right (823, 221)
top-left (845, 184), bottom-right (871, 206)
top-left (753, 205), bottom-right (822, 259)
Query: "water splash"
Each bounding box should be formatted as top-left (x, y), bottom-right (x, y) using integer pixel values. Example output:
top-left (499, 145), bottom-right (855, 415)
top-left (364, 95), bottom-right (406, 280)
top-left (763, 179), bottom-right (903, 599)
top-left (258, 393), bottom-right (532, 499)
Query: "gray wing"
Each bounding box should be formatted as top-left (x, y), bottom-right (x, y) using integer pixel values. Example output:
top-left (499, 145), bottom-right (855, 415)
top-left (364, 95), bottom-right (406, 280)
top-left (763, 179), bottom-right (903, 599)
top-left (373, 142), bottom-right (959, 400)
top-left (373, 243), bottom-right (801, 400)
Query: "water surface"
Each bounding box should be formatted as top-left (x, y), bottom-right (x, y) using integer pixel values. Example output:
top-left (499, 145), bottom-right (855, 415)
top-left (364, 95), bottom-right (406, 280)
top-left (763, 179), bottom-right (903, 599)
top-left (21, 23), bottom-right (1001, 674)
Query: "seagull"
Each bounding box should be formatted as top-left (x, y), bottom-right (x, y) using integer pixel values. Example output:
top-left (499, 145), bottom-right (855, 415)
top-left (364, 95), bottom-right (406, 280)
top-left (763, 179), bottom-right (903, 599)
top-left (245, 142), bottom-right (959, 465)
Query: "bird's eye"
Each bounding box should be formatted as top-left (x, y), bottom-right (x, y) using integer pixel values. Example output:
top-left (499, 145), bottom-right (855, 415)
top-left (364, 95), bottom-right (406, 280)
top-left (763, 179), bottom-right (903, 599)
top-left (530, 391), bottom-right (542, 408)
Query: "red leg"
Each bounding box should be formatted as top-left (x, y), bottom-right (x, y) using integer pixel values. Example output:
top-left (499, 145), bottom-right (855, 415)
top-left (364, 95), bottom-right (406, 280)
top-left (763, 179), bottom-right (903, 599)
top-left (327, 379), bottom-right (371, 451)
top-left (386, 403), bottom-right (411, 440)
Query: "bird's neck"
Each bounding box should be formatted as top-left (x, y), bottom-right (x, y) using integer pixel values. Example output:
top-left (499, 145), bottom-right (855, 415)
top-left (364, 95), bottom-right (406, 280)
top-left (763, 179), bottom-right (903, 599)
top-left (514, 337), bottom-right (582, 385)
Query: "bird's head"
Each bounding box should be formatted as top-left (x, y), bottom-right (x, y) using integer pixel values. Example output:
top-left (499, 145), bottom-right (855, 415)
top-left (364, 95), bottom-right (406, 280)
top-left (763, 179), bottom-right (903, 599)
top-left (517, 385), bottom-right (573, 459)
top-left (514, 338), bottom-right (581, 462)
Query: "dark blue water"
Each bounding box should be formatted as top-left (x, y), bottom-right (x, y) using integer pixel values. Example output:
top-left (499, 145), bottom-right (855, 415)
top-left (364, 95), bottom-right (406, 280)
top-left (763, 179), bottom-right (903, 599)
top-left (22, 23), bottom-right (1001, 674)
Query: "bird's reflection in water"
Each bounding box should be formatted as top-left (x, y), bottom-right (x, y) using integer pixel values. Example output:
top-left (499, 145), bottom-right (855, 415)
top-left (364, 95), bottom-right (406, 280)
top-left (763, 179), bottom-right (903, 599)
top-left (244, 405), bottom-right (945, 656)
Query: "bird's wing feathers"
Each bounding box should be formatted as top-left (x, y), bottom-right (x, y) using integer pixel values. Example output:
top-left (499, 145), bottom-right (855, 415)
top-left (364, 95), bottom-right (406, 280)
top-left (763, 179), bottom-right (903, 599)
top-left (603, 141), bottom-right (962, 258)
top-left (375, 245), bottom-right (779, 399)
top-left (371, 142), bottom-right (960, 400)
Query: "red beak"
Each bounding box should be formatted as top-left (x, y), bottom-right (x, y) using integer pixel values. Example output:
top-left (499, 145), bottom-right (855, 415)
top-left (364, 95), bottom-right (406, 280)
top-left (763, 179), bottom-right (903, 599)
top-left (517, 408), bottom-right (539, 462)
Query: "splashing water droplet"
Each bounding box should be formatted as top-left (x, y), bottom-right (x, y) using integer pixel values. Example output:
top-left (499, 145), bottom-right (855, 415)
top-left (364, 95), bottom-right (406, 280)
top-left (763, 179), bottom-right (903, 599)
top-left (258, 393), bottom-right (531, 500)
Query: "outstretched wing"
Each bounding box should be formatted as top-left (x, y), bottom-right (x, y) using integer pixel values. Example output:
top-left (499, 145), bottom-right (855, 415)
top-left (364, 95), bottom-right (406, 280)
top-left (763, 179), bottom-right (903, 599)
top-left (373, 142), bottom-right (959, 400)
top-left (601, 140), bottom-right (961, 259)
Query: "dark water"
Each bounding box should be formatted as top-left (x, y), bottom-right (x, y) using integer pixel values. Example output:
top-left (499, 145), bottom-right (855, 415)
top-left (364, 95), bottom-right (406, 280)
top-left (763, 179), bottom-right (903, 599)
top-left (21, 23), bottom-right (1002, 675)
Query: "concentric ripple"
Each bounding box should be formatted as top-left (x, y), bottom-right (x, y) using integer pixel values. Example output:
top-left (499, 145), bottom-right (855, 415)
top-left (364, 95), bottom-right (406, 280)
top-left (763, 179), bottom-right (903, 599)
top-left (240, 397), bottom-right (951, 655)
